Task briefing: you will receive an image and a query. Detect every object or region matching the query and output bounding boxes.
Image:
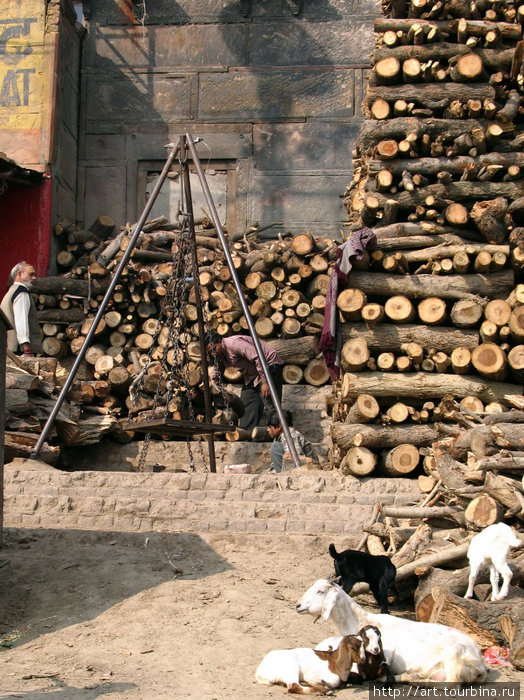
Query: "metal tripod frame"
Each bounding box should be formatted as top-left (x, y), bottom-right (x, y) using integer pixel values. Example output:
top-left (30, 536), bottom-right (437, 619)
top-left (32, 134), bottom-right (301, 471)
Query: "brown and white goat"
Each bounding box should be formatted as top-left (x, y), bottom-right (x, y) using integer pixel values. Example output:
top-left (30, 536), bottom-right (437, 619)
top-left (255, 634), bottom-right (363, 694)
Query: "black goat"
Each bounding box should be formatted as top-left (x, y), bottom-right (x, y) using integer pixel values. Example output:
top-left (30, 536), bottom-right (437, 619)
top-left (328, 543), bottom-right (397, 614)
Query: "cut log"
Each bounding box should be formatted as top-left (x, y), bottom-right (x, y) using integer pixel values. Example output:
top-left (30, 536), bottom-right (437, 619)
top-left (89, 214), bottom-right (115, 239)
top-left (449, 53), bottom-right (484, 82)
top-left (282, 364), bottom-right (303, 384)
top-left (380, 506), bottom-right (466, 527)
top-left (384, 296), bottom-right (415, 323)
top-left (450, 299), bottom-right (484, 328)
top-left (361, 303), bottom-right (385, 327)
top-left (483, 472), bottom-right (524, 522)
top-left (386, 402), bottom-right (409, 424)
top-left (428, 588), bottom-right (524, 655)
top-left (341, 323), bottom-right (479, 352)
top-left (443, 424), bottom-right (524, 461)
top-left (470, 197), bottom-right (509, 244)
top-left (509, 306), bottom-right (524, 341)
top-left (254, 317), bottom-right (274, 339)
top-left (464, 494), bottom-right (503, 530)
top-left (291, 231), bottom-right (315, 256)
top-left (377, 352), bottom-right (395, 371)
top-left (341, 338), bottom-right (370, 372)
top-left (471, 343), bottom-right (507, 382)
top-left (417, 297), bottom-right (447, 325)
top-left (345, 394), bottom-right (380, 424)
top-left (484, 299), bottom-right (512, 328)
top-left (341, 371), bottom-right (520, 403)
top-left (383, 444), bottom-right (420, 476)
top-left (508, 345), bottom-right (524, 381)
top-left (392, 523), bottom-right (433, 569)
top-left (459, 395), bottom-right (483, 413)
top-left (332, 422), bottom-right (439, 450)
top-left (451, 347), bottom-right (472, 374)
top-left (281, 317), bottom-right (302, 339)
top-left (337, 288), bottom-right (367, 321)
top-left (42, 337), bottom-right (66, 358)
top-left (375, 56), bottom-right (401, 83)
top-left (370, 98), bottom-right (390, 120)
top-left (304, 358), bottom-right (330, 386)
top-left (500, 612), bottom-right (524, 670)
top-left (266, 336), bottom-right (318, 365)
top-left (340, 446), bottom-right (377, 476)
top-left (344, 271), bottom-right (514, 303)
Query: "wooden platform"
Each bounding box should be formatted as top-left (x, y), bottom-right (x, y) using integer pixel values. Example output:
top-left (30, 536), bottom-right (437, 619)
top-left (123, 418), bottom-right (232, 439)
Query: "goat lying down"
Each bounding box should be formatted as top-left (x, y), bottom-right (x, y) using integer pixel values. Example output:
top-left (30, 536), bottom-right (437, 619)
top-left (255, 634), bottom-right (363, 694)
top-left (297, 578), bottom-right (487, 683)
top-left (464, 522), bottom-right (522, 601)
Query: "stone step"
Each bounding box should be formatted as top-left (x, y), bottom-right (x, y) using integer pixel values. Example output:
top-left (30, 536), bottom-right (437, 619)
top-left (4, 466), bottom-right (420, 538)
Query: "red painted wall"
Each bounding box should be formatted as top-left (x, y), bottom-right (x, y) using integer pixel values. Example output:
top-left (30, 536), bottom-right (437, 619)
top-left (0, 177), bottom-right (51, 295)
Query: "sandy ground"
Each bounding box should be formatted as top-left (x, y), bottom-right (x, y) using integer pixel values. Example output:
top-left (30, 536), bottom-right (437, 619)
top-left (0, 528), bottom-right (521, 700)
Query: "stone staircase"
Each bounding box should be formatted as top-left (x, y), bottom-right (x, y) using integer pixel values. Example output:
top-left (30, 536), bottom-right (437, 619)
top-left (3, 465), bottom-right (420, 537)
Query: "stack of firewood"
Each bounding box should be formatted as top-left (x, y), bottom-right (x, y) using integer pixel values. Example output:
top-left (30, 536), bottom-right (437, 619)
top-left (4, 352), bottom-right (125, 459)
top-left (329, 0), bottom-right (524, 479)
top-left (15, 215), bottom-right (339, 451)
top-left (352, 457), bottom-right (524, 668)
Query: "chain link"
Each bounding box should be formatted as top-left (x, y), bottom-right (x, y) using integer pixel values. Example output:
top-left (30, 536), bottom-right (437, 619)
top-left (131, 150), bottom-right (234, 473)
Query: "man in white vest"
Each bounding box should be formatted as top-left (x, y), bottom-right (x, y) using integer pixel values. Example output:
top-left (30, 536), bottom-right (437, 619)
top-left (0, 261), bottom-right (43, 356)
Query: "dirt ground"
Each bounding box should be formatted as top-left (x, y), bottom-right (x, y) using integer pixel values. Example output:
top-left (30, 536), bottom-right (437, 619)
top-left (0, 528), bottom-right (521, 700)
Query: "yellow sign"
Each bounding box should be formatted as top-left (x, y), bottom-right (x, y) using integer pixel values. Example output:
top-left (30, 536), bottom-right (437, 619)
top-left (0, 1), bottom-right (45, 132)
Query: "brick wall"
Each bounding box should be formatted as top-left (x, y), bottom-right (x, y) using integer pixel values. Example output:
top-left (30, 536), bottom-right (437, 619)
top-left (3, 467), bottom-right (419, 537)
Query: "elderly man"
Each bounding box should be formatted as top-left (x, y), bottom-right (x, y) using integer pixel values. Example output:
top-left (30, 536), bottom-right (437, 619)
top-left (206, 331), bottom-right (284, 433)
top-left (1, 261), bottom-right (43, 356)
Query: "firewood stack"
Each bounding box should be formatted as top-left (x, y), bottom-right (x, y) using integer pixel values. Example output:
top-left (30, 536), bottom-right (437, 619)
top-left (350, 469), bottom-right (524, 668)
top-left (329, 0), bottom-right (524, 481)
top-left (9, 214), bottom-right (343, 457)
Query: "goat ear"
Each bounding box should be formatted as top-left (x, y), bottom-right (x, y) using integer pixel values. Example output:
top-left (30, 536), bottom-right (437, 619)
top-left (321, 587), bottom-right (337, 621)
top-left (328, 574), bottom-right (341, 584)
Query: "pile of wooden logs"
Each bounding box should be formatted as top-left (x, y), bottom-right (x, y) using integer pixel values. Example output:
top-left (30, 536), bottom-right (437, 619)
top-left (351, 459), bottom-right (524, 668)
top-left (4, 352), bottom-right (124, 460)
top-left (7, 215), bottom-right (342, 455)
top-left (329, 0), bottom-right (524, 479)
top-left (329, 0), bottom-right (524, 665)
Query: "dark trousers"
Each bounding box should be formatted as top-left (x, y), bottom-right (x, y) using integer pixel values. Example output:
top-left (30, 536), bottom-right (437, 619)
top-left (238, 364), bottom-right (284, 433)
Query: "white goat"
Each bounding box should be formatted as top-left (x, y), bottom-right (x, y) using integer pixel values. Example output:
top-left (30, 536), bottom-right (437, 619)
top-left (296, 578), bottom-right (486, 683)
top-left (464, 522), bottom-right (521, 601)
top-left (255, 634), bottom-right (362, 694)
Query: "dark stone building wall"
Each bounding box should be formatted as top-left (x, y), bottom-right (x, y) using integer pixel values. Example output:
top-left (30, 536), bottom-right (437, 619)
top-left (76, 0), bottom-right (377, 237)
top-left (50, 0), bottom-right (83, 247)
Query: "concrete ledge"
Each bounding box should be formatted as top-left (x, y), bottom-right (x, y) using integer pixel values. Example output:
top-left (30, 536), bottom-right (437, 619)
top-left (3, 467), bottom-right (420, 536)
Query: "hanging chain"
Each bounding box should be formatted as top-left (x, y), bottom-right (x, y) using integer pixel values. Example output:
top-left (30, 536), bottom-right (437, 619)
top-left (134, 146), bottom-right (235, 473)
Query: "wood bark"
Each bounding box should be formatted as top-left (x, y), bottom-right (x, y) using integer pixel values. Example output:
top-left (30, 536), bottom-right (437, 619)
top-left (341, 323), bottom-right (479, 352)
top-left (343, 271), bottom-right (514, 302)
top-left (341, 371), bottom-right (521, 403)
top-left (332, 422), bottom-right (440, 450)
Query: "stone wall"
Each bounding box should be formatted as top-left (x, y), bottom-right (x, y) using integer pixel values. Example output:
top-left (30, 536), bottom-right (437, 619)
top-left (76, 0), bottom-right (377, 237)
top-left (3, 466), bottom-right (419, 537)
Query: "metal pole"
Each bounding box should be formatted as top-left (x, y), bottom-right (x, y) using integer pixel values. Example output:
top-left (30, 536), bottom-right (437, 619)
top-left (32, 140), bottom-right (181, 459)
top-left (0, 312), bottom-right (9, 546)
top-left (180, 137), bottom-right (217, 473)
top-left (186, 134), bottom-right (302, 470)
